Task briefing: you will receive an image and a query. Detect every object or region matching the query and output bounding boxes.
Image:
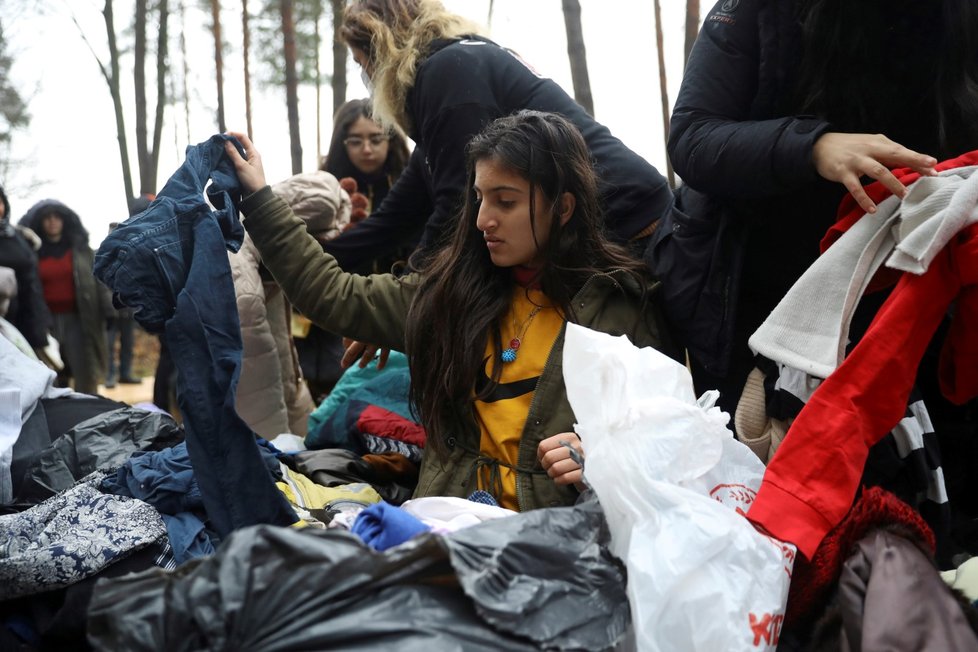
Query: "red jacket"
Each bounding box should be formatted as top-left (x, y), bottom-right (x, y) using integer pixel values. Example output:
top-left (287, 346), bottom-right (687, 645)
top-left (747, 150), bottom-right (978, 559)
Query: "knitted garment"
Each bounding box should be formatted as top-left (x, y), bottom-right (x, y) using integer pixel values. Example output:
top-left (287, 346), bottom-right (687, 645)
top-left (784, 486), bottom-right (934, 627)
top-left (750, 160), bottom-right (978, 377)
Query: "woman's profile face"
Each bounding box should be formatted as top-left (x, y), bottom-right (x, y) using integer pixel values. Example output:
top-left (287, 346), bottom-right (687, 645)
top-left (345, 115), bottom-right (390, 176)
top-left (473, 158), bottom-right (553, 269)
top-left (351, 46), bottom-right (374, 79)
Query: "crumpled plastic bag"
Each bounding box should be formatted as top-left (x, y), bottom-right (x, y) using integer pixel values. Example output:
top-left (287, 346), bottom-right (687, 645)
top-left (564, 324), bottom-right (794, 652)
top-left (87, 495), bottom-right (629, 651)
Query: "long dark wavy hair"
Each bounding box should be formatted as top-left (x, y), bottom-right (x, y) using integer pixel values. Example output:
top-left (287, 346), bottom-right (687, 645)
top-left (793, 0), bottom-right (978, 157)
top-left (319, 98), bottom-right (410, 180)
top-left (404, 110), bottom-right (648, 458)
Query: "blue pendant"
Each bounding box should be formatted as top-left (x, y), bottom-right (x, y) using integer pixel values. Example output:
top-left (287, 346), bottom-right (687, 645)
top-left (501, 348), bottom-right (517, 363)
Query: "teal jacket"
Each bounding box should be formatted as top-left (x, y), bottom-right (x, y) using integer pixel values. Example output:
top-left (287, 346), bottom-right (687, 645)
top-left (241, 186), bottom-right (675, 511)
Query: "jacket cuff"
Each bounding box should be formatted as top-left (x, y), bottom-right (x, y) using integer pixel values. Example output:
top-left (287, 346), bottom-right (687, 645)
top-left (772, 117), bottom-right (833, 188)
top-left (240, 185), bottom-right (276, 218)
top-left (747, 476), bottom-right (836, 561)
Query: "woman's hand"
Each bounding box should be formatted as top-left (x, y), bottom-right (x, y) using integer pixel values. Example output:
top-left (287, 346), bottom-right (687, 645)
top-left (341, 338), bottom-right (391, 370)
top-left (224, 131), bottom-right (268, 194)
top-left (538, 432), bottom-right (585, 491)
top-left (812, 132), bottom-right (937, 214)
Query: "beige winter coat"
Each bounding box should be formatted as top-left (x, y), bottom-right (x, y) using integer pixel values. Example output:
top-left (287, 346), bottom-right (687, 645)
top-left (231, 171), bottom-right (351, 437)
top-left (270, 170), bottom-right (351, 242)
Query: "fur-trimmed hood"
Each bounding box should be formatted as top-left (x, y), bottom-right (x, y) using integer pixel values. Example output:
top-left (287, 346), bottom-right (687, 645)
top-left (20, 199), bottom-right (90, 247)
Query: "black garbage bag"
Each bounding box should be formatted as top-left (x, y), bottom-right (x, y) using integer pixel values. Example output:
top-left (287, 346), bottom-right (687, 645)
top-left (444, 494), bottom-right (630, 649)
top-left (16, 407), bottom-right (184, 505)
top-left (87, 496), bottom-right (629, 651)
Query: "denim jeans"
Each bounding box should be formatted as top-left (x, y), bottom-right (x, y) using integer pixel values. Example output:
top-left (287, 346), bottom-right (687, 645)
top-left (94, 134), bottom-right (296, 538)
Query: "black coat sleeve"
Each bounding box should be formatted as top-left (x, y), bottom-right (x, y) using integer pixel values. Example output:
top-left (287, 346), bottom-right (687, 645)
top-left (412, 102), bottom-right (496, 251)
top-left (322, 150), bottom-right (432, 271)
top-left (13, 238), bottom-right (51, 348)
top-left (668, 0), bottom-right (831, 199)
top-left (408, 45), bottom-right (504, 252)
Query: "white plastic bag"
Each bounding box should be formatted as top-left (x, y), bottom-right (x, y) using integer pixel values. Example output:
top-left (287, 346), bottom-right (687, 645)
top-left (564, 324), bottom-right (794, 652)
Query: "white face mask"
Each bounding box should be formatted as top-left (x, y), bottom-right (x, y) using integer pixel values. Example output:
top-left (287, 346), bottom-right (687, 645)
top-left (360, 69), bottom-right (373, 96)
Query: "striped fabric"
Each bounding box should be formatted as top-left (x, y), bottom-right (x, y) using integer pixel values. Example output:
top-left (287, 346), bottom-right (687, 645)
top-left (751, 354), bottom-right (950, 558)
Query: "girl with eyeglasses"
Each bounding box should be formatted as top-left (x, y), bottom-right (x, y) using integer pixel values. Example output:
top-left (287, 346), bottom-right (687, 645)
top-left (296, 99), bottom-right (413, 400)
top-left (320, 99), bottom-right (410, 226)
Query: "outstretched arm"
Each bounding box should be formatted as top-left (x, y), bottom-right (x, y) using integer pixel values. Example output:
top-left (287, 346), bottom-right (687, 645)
top-left (225, 132), bottom-right (414, 351)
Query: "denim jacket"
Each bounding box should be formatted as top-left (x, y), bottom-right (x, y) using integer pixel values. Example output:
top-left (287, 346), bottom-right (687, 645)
top-left (94, 134), bottom-right (246, 333)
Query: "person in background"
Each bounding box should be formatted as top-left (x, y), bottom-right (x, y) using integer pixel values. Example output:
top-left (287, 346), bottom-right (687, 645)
top-left (293, 99), bottom-right (412, 402)
top-left (104, 195), bottom-right (152, 388)
top-left (20, 200), bottom-right (107, 394)
top-left (666, 0), bottom-right (978, 417)
top-left (0, 185), bottom-right (50, 352)
top-left (321, 0), bottom-right (673, 273)
top-left (320, 98), bottom-right (411, 253)
top-left (227, 111), bottom-right (675, 511)
top-left (325, 0), bottom-right (674, 371)
top-left (229, 169), bottom-right (353, 438)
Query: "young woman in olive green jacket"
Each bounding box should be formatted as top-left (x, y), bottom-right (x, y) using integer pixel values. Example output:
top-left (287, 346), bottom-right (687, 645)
top-left (227, 111), bottom-right (675, 512)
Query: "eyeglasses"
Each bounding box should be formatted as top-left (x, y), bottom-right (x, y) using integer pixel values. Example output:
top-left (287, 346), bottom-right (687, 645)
top-left (343, 134), bottom-right (389, 149)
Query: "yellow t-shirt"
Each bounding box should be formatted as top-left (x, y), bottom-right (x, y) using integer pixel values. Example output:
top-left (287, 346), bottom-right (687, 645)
top-left (473, 287), bottom-right (563, 510)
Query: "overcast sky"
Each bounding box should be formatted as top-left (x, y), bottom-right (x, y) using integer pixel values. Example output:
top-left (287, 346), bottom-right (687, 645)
top-left (4, 0), bottom-right (707, 247)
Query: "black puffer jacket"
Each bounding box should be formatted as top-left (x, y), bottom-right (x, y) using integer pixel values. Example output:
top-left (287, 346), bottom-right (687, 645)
top-left (0, 187), bottom-right (50, 347)
top-left (666, 0), bottom-right (973, 406)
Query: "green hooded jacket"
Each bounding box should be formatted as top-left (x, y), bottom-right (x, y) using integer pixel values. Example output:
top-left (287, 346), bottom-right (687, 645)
top-left (242, 185), bottom-right (675, 511)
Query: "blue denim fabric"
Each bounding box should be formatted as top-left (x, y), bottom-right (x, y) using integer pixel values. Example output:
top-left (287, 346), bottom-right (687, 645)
top-left (101, 442), bottom-right (215, 563)
top-left (94, 134), bottom-right (296, 538)
top-left (102, 442), bottom-right (203, 515)
top-left (95, 135), bottom-right (245, 333)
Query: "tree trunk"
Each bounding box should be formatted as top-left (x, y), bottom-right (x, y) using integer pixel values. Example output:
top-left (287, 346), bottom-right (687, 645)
top-left (653, 0), bottom-right (675, 187)
top-left (330, 0), bottom-right (346, 116)
top-left (179, 0), bottom-right (191, 144)
top-left (149, 0), bottom-right (169, 193)
top-left (242, 0), bottom-right (254, 139)
top-left (281, 0), bottom-right (302, 173)
top-left (211, 0), bottom-right (226, 133)
top-left (684, 0), bottom-right (700, 68)
top-left (102, 0), bottom-right (135, 202)
top-left (134, 0), bottom-right (149, 194)
top-left (315, 2), bottom-right (322, 162)
top-left (560, 0), bottom-right (593, 116)
top-left (134, 0), bottom-right (169, 196)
